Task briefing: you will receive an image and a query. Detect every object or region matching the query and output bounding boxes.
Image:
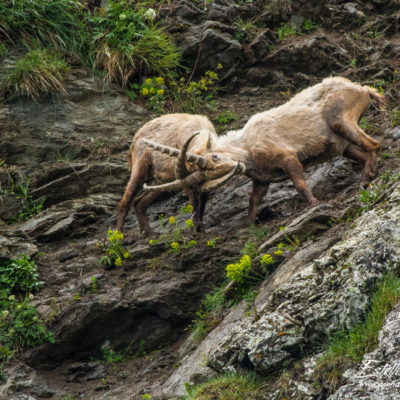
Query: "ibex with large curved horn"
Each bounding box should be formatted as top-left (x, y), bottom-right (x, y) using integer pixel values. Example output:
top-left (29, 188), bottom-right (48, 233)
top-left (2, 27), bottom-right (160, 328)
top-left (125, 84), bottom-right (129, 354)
top-left (145, 77), bottom-right (385, 223)
top-left (116, 113), bottom-right (242, 235)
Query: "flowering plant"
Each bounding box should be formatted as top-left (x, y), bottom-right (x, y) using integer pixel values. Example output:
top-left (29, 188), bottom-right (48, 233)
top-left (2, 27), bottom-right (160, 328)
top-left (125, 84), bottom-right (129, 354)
top-left (99, 229), bottom-right (131, 268)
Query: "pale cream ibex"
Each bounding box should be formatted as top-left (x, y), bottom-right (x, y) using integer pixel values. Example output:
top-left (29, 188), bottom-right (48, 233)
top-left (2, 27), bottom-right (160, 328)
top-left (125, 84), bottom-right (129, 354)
top-left (144, 77), bottom-right (385, 223)
top-left (116, 113), bottom-right (243, 235)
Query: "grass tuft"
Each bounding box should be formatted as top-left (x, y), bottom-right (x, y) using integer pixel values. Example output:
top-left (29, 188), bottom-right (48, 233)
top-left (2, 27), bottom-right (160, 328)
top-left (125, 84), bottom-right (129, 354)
top-left (184, 372), bottom-right (265, 400)
top-left (2, 48), bottom-right (70, 101)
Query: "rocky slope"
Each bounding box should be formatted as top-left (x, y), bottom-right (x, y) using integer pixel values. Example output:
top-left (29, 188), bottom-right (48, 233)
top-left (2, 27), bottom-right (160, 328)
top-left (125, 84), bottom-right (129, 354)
top-left (1, 0), bottom-right (400, 399)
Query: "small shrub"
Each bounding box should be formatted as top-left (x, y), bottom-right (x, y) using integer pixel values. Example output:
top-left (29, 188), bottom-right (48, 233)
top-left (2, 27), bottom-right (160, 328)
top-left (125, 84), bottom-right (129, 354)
top-left (0, 255), bottom-right (43, 295)
top-left (0, 293), bottom-right (54, 355)
top-left (2, 49), bottom-right (70, 101)
top-left (99, 229), bottom-right (131, 268)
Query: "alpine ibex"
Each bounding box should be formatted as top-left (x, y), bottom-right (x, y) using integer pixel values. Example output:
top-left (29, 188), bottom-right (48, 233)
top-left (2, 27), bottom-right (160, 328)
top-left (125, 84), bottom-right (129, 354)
top-left (144, 77), bottom-right (385, 223)
top-left (116, 113), bottom-right (243, 235)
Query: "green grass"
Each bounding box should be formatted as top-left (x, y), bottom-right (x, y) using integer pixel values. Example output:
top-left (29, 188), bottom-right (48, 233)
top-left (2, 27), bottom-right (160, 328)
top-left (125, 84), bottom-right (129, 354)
top-left (0, 0), bottom-right (89, 60)
top-left (2, 48), bottom-right (70, 101)
top-left (184, 373), bottom-right (265, 400)
top-left (192, 285), bottom-right (225, 341)
top-left (314, 273), bottom-right (400, 392)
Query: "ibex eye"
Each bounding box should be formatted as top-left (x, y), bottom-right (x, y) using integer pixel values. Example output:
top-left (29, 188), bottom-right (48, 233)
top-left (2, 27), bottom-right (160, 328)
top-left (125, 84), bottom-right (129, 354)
top-left (212, 154), bottom-right (218, 161)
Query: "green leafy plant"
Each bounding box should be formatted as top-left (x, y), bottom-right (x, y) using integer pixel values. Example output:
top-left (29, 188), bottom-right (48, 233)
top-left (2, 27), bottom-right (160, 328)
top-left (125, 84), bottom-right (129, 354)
top-left (2, 48), bottom-right (70, 101)
top-left (215, 110), bottom-right (238, 125)
top-left (0, 255), bottom-right (54, 361)
top-left (90, 0), bottom-right (180, 86)
top-left (277, 23), bottom-right (296, 41)
top-left (302, 18), bottom-right (317, 33)
top-left (99, 229), bottom-right (131, 268)
top-left (0, 255), bottom-right (43, 295)
top-left (100, 347), bottom-right (124, 365)
top-left (149, 205), bottom-right (196, 253)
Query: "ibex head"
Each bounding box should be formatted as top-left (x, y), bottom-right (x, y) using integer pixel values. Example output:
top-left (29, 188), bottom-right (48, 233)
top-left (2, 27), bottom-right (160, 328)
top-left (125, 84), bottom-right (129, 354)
top-left (142, 132), bottom-right (246, 193)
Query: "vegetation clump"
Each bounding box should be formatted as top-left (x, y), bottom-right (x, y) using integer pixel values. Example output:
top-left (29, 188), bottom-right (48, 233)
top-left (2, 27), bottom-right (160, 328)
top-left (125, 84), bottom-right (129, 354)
top-left (99, 229), bottom-right (131, 268)
top-left (184, 372), bottom-right (266, 400)
top-left (90, 0), bottom-right (180, 85)
top-left (0, 255), bottom-right (54, 361)
top-left (2, 48), bottom-right (70, 101)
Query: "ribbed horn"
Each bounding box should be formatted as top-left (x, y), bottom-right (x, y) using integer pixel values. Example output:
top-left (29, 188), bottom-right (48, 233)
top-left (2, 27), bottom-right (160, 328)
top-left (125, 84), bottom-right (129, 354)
top-left (176, 131), bottom-right (200, 179)
top-left (142, 138), bottom-right (211, 168)
top-left (143, 171), bottom-right (206, 193)
top-left (200, 162), bottom-right (243, 193)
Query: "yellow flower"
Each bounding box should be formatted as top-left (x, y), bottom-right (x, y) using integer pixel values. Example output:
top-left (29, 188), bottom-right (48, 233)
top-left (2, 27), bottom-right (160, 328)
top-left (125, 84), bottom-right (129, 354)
top-left (261, 254), bottom-right (274, 265)
top-left (123, 252), bottom-right (130, 259)
top-left (185, 219), bottom-right (194, 228)
top-left (115, 257), bottom-right (123, 266)
top-left (274, 249), bottom-right (283, 256)
top-left (171, 242), bottom-right (180, 250)
top-left (187, 240), bottom-right (197, 247)
top-left (157, 89), bottom-right (164, 96)
top-left (155, 77), bottom-right (164, 85)
top-left (169, 216), bottom-right (175, 224)
top-left (145, 78), bottom-right (152, 85)
top-left (207, 240), bottom-right (211, 246)
top-left (149, 239), bottom-right (157, 245)
top-left (150, 87), bottom-right (156, 94)
top-left (142, 87), bottom-right (149, 96)
top-left (240, 255), bottom-right (251, 268)
top-left (217, 63), bottom-right (223, 70)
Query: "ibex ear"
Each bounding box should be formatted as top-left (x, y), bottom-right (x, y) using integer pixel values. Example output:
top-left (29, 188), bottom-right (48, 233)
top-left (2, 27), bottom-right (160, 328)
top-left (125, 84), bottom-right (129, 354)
top-left (191, 129), bottom-right (215, 154)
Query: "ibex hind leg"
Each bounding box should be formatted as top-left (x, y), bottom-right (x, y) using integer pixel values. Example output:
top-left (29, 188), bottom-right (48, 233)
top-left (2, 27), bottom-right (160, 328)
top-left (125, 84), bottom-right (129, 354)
top-left (343, 143), bottom-right (378, 187)
top-left (331, 119), bottom-right (381, 152)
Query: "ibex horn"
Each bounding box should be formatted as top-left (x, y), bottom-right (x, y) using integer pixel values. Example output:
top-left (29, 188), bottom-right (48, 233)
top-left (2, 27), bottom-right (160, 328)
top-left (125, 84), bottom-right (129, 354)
top-left (200, 162), bottom-right (243, 193)
top-left (176, 131), bottom-right (200, 179)
top-left (143, 171), bottom-right (206, 192)
top-left (142, 138), bottom-right (210, 168)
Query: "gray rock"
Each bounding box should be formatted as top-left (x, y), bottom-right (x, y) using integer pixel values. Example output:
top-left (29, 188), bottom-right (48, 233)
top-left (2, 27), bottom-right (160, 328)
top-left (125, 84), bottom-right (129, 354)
top-left (329, 301), bottom-right (400, 399)
top-left (386, 127), bottom-right (400, 141)
top-left (0, 363), bottom-right (57, 399)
